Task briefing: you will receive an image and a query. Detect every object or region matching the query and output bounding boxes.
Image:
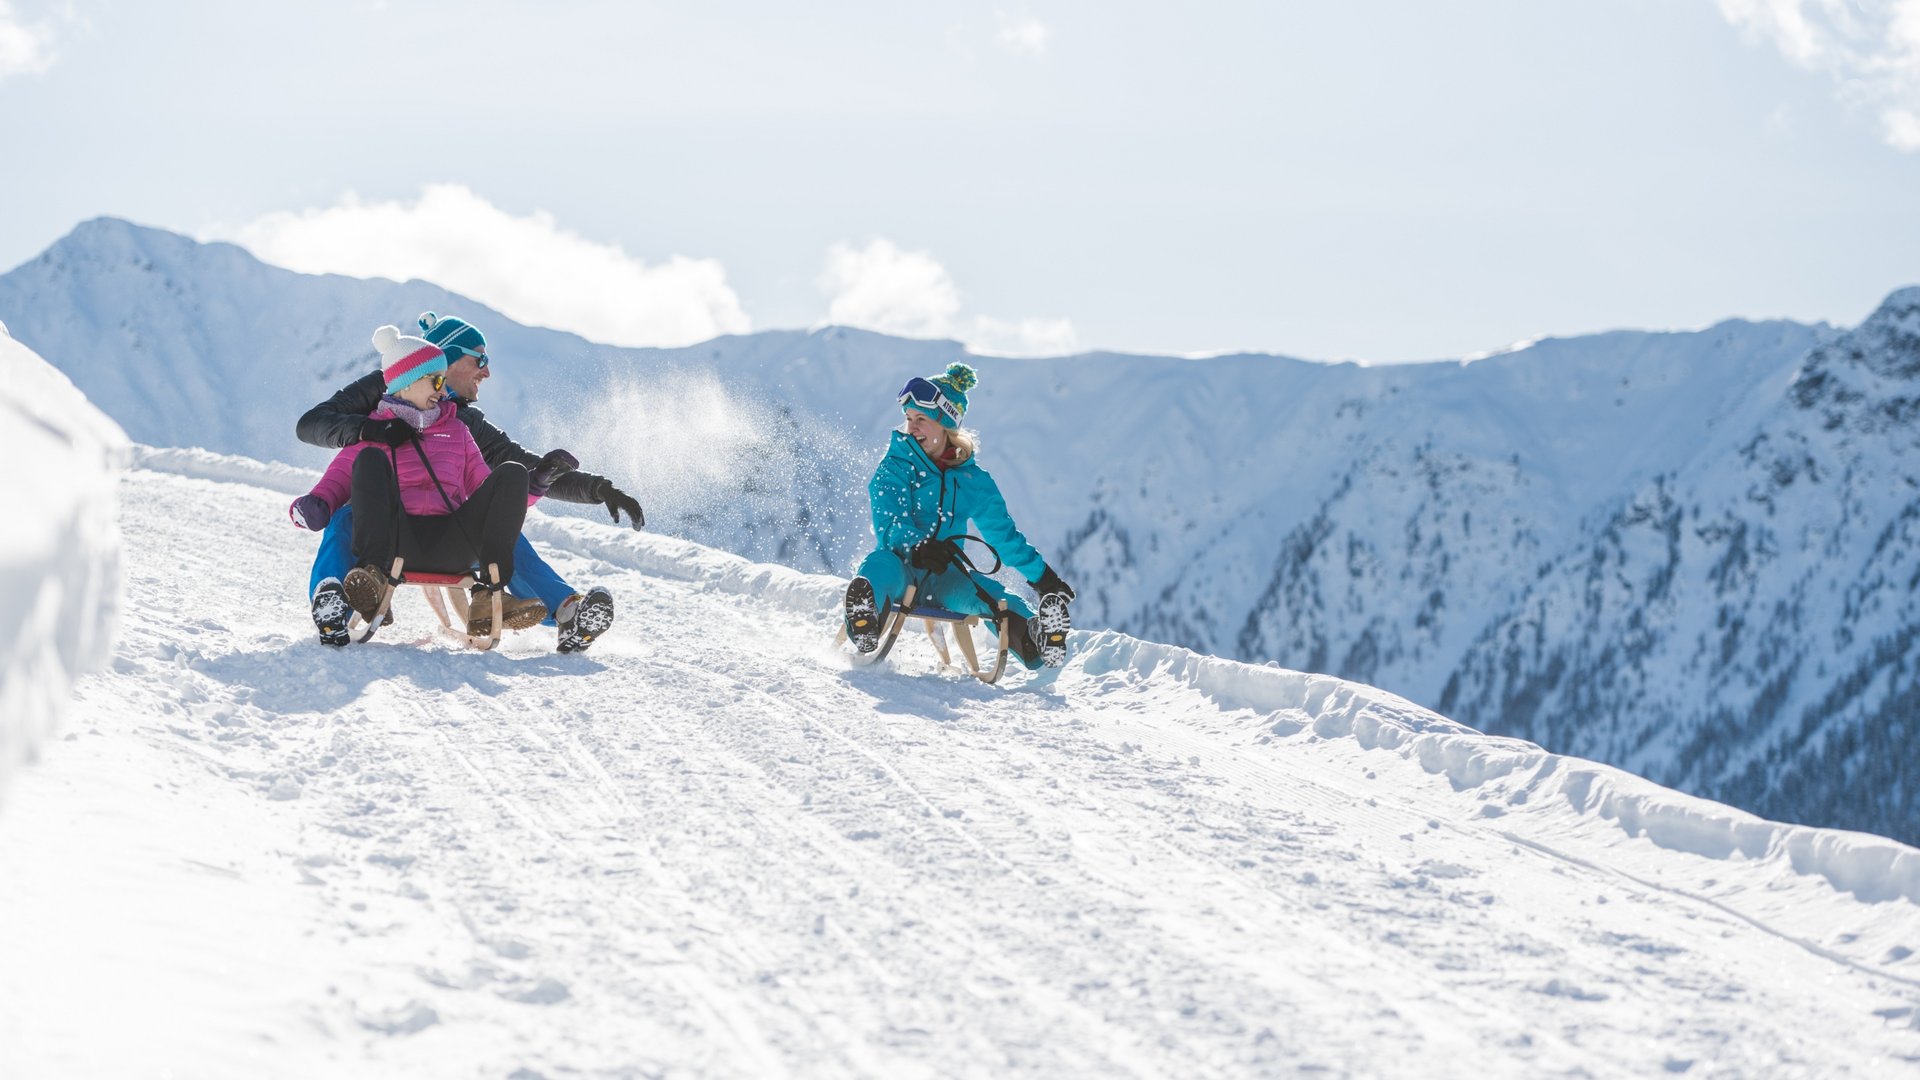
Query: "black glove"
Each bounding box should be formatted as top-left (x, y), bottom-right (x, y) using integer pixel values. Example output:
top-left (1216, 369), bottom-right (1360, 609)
top-left (1033, 565), bottom-right (1075, 601)
top-left (529, 449), bottom-right (578, 495)
top-left (909, 538), bottom-right (953, 573)
top-left (593, 478), bottom-right (646, 531)
top-left (359, 417), bottom-right (415, 447)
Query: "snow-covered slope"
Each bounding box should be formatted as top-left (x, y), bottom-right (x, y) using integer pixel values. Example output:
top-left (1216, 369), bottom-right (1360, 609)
top-left (0, 331), bottom-right (126, 804)
top-left (17, 217), bottom-right (1920, 849)
top-left (2, 451), bottom-right (1919, 1077)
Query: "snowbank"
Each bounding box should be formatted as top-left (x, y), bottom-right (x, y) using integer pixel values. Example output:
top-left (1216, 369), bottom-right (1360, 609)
top-left (0, 337), bottom-right (128, 803)
top-left (131, 444), bottom-right (318, 496)
top-left (1072, 629), bottom-right (1920, 972)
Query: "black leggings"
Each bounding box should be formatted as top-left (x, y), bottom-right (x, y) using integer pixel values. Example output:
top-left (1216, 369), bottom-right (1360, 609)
top-left (351, 450), bottom-right (529, 585)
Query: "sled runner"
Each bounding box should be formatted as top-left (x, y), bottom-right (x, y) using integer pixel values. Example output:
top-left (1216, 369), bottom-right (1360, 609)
top-left (837, 584), bottom-right (1013, 684)
top-left (349, 558), bottom-right (509, 651)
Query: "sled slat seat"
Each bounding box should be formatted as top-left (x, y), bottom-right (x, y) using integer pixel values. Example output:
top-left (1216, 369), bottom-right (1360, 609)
top-left (906, 603), bottom-right (970, 622)
top-left (396, 570), bottom-right (474, 587)
top-left (839, 584), bottom-right (1011, 684)
top-left (349, 558), bottom-right (506, 651)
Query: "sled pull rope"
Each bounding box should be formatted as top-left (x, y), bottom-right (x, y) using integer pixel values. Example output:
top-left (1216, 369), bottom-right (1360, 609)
top-left (408, 437), bottom-right (488, 580)
top-left (940, 534), bottom-right (1008, 612)
top-left (938, 534), bottom-right (1002, 577)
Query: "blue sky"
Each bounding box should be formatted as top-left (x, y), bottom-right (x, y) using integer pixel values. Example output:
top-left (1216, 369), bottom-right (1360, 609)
top-left (3, 0), bottom-right (1918, 360)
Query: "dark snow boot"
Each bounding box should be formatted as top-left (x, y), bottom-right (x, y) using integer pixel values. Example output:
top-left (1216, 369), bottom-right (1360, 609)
top-left (311, 578), bottom-right (351, 647)
top-left (844, 576), bottom-right (881, 653)
top-left (1035, 591), bottom-right (1071, 668)
top-left (1004, 612), bottom-right (1043, 668)
top-left (556, 586), bottom-right (614, 653)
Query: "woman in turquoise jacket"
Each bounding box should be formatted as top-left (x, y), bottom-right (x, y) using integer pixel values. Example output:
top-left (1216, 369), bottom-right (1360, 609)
top-left (844, 363), bottom-right (1075, 669)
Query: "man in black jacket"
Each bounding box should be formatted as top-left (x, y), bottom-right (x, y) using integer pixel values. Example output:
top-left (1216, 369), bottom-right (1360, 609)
top-left (296, 312), bottom-right (642, 652)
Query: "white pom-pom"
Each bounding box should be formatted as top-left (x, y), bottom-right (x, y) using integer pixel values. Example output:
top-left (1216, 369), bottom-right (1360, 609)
top-left (418, 311), bottom-right (439, 333)
top-left (372, 325), bottom-right (401, 355)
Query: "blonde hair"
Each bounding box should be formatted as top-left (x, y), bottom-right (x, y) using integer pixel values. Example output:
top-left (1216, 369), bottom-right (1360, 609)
top-left (948, 427), bottom-right (978, 464)
top-left (901, 416), bottom-right (979, 465)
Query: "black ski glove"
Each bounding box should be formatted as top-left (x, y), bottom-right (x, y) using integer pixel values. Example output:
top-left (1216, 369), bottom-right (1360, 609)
top-left (909, 538), bottom-right (953, 573)
top-left (593, 478), bottom-right (646, 530)
top-left (1033, 565), bottom-right (1075, 601)
top-left (360, 417), bottom-right (415, 447)
top-left (529, 449), bottom-right (578, 495)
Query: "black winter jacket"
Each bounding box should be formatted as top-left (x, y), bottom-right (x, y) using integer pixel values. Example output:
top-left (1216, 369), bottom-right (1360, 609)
top-left (295, 370), bottom-right (609, 506)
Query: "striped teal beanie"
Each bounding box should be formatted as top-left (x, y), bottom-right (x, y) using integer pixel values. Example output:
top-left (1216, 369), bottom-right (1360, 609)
top-left (418, 311), bottom-right (486, 359)
top-left (903, 363), bottom-right (978, 428)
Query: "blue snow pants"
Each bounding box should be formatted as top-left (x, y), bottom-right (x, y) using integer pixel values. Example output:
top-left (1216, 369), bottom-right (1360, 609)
top-left (310, 504), bottom-right (576, 625)
top-left (855, 549), bottom-right (1041, 669)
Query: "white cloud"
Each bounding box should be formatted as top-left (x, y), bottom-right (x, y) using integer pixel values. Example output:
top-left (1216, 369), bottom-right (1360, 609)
top-left (1716, 0), bottom-right (1920, 152)
top-left (966, 315), bottom-right (1078, 357)
top-left (994, 12), bottom-right (1050, 57)
top-left (213, 184), bottom-right (750, 348)
top-left (0, 2), bottom-right (57, 78)
top-left (1887, 107), bottom-right (1920, 150)
top-left (817, 238), bottom-right (1078, 357)
top-left (819, 239), bottom-right (962, 339)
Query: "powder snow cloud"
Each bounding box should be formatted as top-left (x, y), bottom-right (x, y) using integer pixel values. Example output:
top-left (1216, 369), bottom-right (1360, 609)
top-left (212, 185), bottom-right (751, 348)
top-left (1716, 0), bottom-right (1920, 151)
top-left (817, 238), bottom-right (1077, 357)
top-left (0, 1), bottom-right (57, 78)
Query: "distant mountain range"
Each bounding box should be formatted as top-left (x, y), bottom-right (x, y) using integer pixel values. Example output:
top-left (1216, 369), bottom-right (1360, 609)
top-left (7, 217), bottom-right (1916, 844)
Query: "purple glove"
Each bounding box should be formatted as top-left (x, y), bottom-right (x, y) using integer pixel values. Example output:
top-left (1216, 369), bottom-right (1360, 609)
top-left (529, 448), bottom-right (579, 496)
top-left (289, 494), bottom-right (331, 531)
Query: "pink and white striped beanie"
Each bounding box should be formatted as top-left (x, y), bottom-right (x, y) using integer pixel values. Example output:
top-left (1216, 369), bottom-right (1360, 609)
top-left (373, 324), bottom-right (447, 394)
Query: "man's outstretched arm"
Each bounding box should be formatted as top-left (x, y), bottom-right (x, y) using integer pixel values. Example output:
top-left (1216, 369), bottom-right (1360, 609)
top-left (463, 406), bottom-right (640, 526)
top-left (295, 370), bottom-right (387, 449)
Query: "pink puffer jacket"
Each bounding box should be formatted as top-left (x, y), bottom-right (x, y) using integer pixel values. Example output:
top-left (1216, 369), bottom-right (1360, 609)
top-left (308, 400), bottom-right (531, 517)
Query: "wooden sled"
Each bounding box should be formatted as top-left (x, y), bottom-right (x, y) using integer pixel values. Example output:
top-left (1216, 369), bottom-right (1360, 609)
top-left (350, 558), bottom-right (508, 651)
top-left (837, 584), bottom-right (1013, 684)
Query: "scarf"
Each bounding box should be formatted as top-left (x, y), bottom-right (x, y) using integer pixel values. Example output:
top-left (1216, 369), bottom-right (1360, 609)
top-left (379, 395), bottom-right (446, 432)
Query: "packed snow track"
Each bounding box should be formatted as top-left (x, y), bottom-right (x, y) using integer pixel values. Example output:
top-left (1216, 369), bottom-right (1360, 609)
top-left (4, 456), bottom-right (1920, 1079)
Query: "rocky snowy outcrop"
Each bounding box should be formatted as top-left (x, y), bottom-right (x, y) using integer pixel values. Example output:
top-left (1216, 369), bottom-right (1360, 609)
top-left (1439, 288), bottom-right (1920, 840)
top-left (0, 335), bottom-right (128, 802)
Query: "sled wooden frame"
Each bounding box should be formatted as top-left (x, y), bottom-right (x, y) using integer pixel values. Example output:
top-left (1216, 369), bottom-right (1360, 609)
top-left (349, 557), bottom-right (508, 651)
top-left (837, 584), bottom-right (1013, 684)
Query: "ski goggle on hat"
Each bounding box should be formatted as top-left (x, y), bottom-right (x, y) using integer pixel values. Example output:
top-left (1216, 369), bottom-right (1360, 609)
top-left (898, 377), bottom-right (962, 426)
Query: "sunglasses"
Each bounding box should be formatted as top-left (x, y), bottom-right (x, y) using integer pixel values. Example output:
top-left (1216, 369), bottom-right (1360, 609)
top-left (445, 344), bottom-right (488, 370)
top-left (898, 377), bottom-right (960, 425)
top-left (426, 372), bottom-right (447, 392)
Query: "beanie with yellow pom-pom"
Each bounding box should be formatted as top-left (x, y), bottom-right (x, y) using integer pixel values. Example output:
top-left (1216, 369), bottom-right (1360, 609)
top-left (902, 362), bottom-right (978, 428)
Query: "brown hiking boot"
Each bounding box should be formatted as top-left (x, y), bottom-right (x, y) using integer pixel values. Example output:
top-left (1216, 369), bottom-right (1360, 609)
top-left (467, 586), bottom-right (547, 636)
top-left (343, 565), bottom-right (388, 622)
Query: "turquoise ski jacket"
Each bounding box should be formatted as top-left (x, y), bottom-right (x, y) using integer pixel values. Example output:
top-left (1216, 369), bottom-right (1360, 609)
top-left (867, 430), bottom-right (1047, 584)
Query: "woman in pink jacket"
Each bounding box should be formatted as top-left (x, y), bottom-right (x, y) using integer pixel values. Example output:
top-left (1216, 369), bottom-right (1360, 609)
top-left (290, 326), bottom-right (573, 634)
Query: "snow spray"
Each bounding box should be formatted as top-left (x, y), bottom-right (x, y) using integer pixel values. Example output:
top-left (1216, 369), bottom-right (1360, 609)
top-left (535, 367), bottom-right (873, 573)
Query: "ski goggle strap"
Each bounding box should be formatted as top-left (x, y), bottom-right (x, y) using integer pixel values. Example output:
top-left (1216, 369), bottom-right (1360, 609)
top-left (898, 377), bottom-right (961, 425)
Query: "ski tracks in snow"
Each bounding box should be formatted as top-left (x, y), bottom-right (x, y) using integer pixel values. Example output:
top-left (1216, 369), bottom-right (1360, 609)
top-left (5, 467), bottom-right (1920, 1078)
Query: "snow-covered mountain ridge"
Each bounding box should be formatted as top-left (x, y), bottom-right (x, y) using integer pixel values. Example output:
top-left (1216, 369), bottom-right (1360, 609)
top-left (8, 217), bottom-right (1917, 848)
top-left (1439, 286), bottom-right (1920, 843)
top-left (4, 446), bottom-right (1920, 1076)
